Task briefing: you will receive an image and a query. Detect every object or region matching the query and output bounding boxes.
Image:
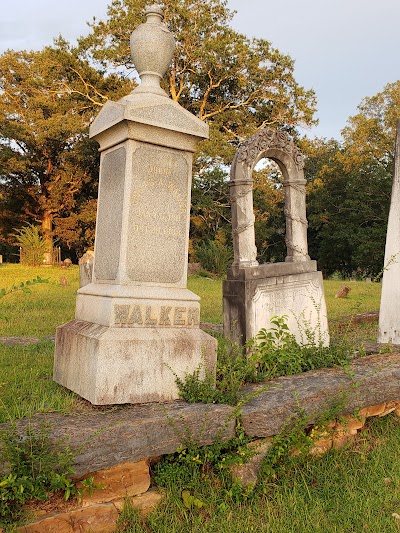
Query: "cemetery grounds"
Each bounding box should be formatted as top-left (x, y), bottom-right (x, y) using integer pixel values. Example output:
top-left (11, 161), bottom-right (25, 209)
top-left (1, 264), bottom-right (400, 532)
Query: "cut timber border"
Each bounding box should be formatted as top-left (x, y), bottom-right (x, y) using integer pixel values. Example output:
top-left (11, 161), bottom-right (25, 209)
top-left (1, 353), bottom-right (399, 478)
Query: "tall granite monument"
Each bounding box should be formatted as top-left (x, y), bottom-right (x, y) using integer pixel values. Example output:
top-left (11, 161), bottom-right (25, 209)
top-left (223, 128), bottom-right (329, 346)
top-left (54, 5), bottom-right (217, 405)
top-left (378, 119), bottom-right (400, 344)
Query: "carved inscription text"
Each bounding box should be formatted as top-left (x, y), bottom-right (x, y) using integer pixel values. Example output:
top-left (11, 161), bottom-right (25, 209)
top-left (113, 304), bottom-right (200, 328)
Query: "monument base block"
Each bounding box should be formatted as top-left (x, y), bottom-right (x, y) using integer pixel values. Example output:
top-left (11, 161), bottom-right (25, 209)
top-left (54, 320), bottom-right (217, 405)
top-left (223, 261), bottom-right (329, 346)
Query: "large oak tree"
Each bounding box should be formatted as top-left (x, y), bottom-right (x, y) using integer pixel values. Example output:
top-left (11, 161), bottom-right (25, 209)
top-left (0, 43), bottom-right (132, 258)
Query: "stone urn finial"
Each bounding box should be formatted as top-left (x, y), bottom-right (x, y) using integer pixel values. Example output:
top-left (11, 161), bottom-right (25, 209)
top-left (130, 4), bottom-right (175, 96)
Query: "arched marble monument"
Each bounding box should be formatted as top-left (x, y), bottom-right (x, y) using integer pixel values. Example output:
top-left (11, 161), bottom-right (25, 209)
top-left (223, 127), bottom-right (329, 345)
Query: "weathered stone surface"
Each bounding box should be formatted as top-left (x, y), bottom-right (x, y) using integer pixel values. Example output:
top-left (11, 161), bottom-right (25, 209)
top-left (53, 5), bottom-right (217, 406)
top-left (4, 354), bottom-right (400, 480)
top-left (54, 321), bottom-right (216, 405)
top-left (79, 461), bottom-right (150, 506)
top-left (230, 438), bottom-right (273, 488)
top-left (17, 504), bottom-right (118, 533)
top-left (224, 127), bottom-right (328, 347)
top-left (113, 489), bottom-right (164, 515)
top-left (378, 118), bottom-right (400, 344)
top-left (223, 267), bottom-right (329, 346)
top-left (240, 353), bottom-right (400, 437)
top-left (5, 403), bottom-right (235, 478)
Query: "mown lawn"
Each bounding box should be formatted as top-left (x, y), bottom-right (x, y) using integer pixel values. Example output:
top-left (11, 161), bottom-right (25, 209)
top-left (0, 263), bottom-right (382, 423)
top-left (0, 264), bottom-right (382, 336)
top-left (1, 265), bottom-right (399, 532)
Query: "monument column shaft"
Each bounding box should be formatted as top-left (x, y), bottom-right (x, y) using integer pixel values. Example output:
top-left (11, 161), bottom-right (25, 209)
top-left (378, 118), bottom-right (400, 344)
top-left (92, 141), bottom-right (192, 288)
top-left (283, 179), bottom-right (309, 262)
top-left (230, 179), bottom-right (258, 267)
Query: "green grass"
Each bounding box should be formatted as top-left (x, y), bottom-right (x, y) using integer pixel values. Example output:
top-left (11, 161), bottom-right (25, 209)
top-left (0, 342), bottom-right (79, 423)
top-left (0, 265), bottom-right (383, 421)
top-left (1, 265), bottom-right (399, 532)
top-left (0, 264), bottom-right (79, 337)
top-left (187, 274), bottom-right (223, 324)
top-left (116, 415), bottom-right (400, 532)
top-left (0, 264), bottom-right (382, 335)
top-left (323, 279), bottom-right (381, 320)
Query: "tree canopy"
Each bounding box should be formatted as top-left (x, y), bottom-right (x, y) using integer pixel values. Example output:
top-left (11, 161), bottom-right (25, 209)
top-left (0, 44), bottom-right (131, 258)
top-left (0, 0), bottom-right (398, 276)
top-left (79, 0), bottom-right (317, 167)
top-left (302, 82), bottom-right (400, 277)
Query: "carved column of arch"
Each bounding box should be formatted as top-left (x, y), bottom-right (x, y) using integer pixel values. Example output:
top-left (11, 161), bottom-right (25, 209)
top-left (230, 127), bottom-right (310, 266)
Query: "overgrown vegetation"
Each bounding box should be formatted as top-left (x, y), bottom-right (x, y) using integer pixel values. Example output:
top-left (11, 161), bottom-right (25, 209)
top-left (116, 414), bottom-right (400, 533)
top-left (0, 424), bottom-right (77, 526)
top-left (194, 239), bottom-right (233, 277)
top-left (177, 315), bottom-right (352, 406)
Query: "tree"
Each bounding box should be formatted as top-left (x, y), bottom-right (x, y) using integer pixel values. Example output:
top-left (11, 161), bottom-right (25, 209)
top-left (79, 0), bottom-right (317, 168)
top-left (302, 131), bottom-right (392, 277)
top-left (0, 44), bottom-right (131, 260)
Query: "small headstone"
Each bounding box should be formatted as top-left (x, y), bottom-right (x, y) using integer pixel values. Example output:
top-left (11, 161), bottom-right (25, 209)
top-left (79, 250), bottom-right (95, 288)
top-left (63, 258), bottom-right (72, 268)
top-left (365, 277), bottom-right (372, 283)
top-left (0, 255), bottom-right (3, 264)
top-left (59, 275), bottom-right (68, 287)
top-left (335, 285), bottom-right (351, 298)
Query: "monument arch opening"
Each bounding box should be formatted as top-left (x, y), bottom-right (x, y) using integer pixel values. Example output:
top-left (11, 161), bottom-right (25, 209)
top-left (252, 158), bottom-right (287, 265)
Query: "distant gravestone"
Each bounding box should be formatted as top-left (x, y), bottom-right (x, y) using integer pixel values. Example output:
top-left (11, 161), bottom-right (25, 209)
top-left (378, 118), bottom-right (400, 344)
top-left (79, 250), bottom-right (94, 288)
top-left (335, 285), bottom-right (351, 299)
top-left (53, 5), bottom-right (217, 405)
top-left (223, 128), bottom-right (329, 346)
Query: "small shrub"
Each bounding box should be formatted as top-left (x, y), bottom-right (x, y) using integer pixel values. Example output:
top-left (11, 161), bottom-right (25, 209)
top-left (13, 224), bottom-right (48, 266)
top-left (154, 424), bottom-right (253, 495)
top-left (0, 424), bottom-right (77, 526)
top-left (177, 316), bottom-right (352, 405)
top-left (194, 240), bottom-right (233, 277)
top-left (249, 315), bottom-right (351, 380)
top-left (176, 335), bottom-right (259, 405)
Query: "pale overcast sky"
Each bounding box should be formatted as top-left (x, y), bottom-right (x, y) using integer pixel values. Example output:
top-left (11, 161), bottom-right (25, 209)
top-left (0, 0), bottom-right (399, 140)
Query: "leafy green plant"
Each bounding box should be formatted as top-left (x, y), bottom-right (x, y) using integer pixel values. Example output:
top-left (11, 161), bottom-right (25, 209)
top-left (0, 276), bottom-right (49, 302)
top-left (0, 424), bottom-right (77, 526)
top-left (194, 240), bottom-right (233, 277)
top-left (176, 335), bottom-right (260, 405)
top-left (154, 424), bottom-right (253, 503)
top-left (177, 316), bottom-right (352, 406)
top-left (0, 275), bottom-right (49, 322)
top-left (250, 315), bottom-right (352, 380)
top-left (13, 224), bottom-right (48, 267)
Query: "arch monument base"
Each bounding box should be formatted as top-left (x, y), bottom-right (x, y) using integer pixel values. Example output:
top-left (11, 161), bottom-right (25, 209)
top-left (223, 260), bottom-right (329, 346)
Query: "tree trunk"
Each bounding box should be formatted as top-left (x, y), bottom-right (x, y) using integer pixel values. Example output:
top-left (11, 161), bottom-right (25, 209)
top-left (41, 209), bottom-right (53, 265)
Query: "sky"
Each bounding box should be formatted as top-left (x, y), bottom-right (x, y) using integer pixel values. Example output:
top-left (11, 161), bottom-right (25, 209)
top-left (0, 0), bottom-right (399, 140)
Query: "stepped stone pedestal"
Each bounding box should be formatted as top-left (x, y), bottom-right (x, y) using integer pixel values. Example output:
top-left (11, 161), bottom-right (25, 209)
top-left (53, 5), bottom-right (217, 405)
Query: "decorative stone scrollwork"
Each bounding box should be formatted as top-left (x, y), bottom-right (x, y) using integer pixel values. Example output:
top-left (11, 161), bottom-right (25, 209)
top-left (230, 126), bottom-right (309, 266)
top-left (283, 208), bottom-right (308, 228)
top-left (236, 127), bottom-right (305, 171)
